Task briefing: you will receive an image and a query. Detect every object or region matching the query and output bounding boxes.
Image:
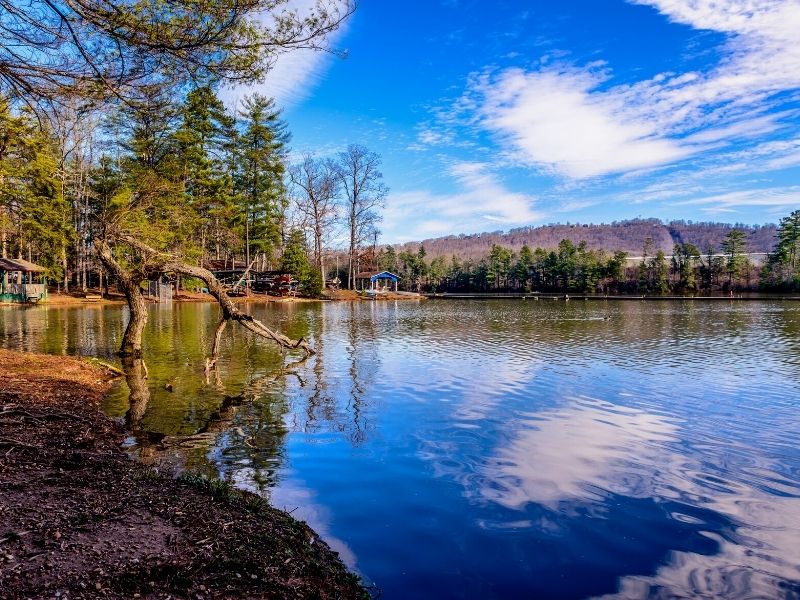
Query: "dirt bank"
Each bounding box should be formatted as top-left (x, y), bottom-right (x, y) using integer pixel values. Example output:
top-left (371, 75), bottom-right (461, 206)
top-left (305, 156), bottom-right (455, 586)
top-left (0, 349), bottom-right (369, 599)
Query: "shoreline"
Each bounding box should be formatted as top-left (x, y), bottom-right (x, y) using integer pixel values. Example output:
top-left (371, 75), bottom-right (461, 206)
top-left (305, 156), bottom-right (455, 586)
top-left (0, 349), bottom-right (369, 599)
top-left (424, 292), bottom-right (800, 301)
top-left (1, 290), bottom-right (424, 307)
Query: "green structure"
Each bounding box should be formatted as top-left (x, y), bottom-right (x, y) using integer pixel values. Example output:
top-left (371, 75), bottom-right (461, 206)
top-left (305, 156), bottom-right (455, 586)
top-left (0, 258), bottom-right (48, 303)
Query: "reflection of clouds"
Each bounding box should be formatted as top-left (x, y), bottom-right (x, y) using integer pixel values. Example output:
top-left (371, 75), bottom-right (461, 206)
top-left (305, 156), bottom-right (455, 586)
top-left (595, 496), bottom-right (800, 599)
top-left (481, 399), bottom-right (678, 509)
top-left (471, 398), bottom-right (800, 599)
top-left (231, 468), bottom-right (359, 570)
top-left (451, 358), bottom-right (541, 423)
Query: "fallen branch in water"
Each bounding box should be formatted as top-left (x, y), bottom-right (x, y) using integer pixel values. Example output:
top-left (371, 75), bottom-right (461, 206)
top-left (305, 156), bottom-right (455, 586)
top-left (118, 235), bottom-right (315, 366)
top-left (87, 358), bottom-right (126, 377)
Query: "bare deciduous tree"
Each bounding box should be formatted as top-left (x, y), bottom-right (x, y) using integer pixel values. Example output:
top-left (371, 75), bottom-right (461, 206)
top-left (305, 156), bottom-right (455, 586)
top-left (290, 154), bottom-right (338, 281)
top-left (335, 144), bottom-right (386, 289)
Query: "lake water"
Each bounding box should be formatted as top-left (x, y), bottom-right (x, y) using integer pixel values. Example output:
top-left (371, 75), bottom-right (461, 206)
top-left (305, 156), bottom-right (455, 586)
top-left (1, 299), bottom-right (799, 599)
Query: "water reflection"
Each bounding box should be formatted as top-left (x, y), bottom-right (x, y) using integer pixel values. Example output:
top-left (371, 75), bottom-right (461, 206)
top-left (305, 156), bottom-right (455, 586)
top-left (1, 300), bottom-right (799, 599)
top-left (480, 399), bottom-right (679, 509)
top-left (122, 356), bottom-right (149, 430)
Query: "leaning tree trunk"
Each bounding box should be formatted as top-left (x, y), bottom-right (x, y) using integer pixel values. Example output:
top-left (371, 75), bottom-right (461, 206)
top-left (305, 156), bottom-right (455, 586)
top-left (118, 236), bottom-right (314, 366)
top-left (95, 239), bottom-right (147, 357)
top-left (161, 259), bottom-right (315, 367)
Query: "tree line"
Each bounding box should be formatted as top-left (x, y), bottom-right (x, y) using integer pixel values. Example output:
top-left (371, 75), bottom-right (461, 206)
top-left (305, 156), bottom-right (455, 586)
top-left (0, 86), bottom-right (387, 297)
top-left (1, 0), bottom-right (360, 358)
top-left (391, 219), bottom-right (779, 261)
top-left (377, 212), bottom-right (800, 294)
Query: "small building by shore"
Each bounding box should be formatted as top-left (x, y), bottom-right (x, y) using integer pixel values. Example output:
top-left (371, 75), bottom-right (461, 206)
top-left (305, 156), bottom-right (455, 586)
top-left (356, 270), bottom-right (401, 292)
top-left (0, 258), bottom-right (48, 303)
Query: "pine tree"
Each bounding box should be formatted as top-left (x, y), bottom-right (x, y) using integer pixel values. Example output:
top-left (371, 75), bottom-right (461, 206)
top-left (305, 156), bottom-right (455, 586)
top-left (0, 100), bottom-right (72, 279)
top-left (764, 209), bottom-right (800, 289)
top-left (638, 237), bottom-right (654, 292)
top-left (653, 250), bottom-right (669, 294)
top-left (280, 229), bottom-right (310, 283)
top-left (721, 229), bottom-right (747, 287)
top-left (515, 244), bottom-right (534, 290)
top-left (0, 97), bottom-right (28, 262)
top-left (672, 243), bottom-right (700, 291)
top-left (237, 94), bottom-right (291, 268)
top-left (175, 86), bottom-right (237, 261)
top-left (377, 245), bottom-right (398, 272)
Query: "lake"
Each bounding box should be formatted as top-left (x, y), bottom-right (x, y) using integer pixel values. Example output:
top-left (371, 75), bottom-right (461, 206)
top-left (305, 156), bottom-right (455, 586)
top-left (1, 299), bottom-right (799, 599)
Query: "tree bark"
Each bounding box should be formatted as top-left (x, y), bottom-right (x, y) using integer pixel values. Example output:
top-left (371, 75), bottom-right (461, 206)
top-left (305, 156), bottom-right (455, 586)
top-left (206, 318), bottom-right (228, 370)
top-left (122, 356), bottom-right (149, 430)
top-left (94, 239), bottom-right (147, 357)
top-left (119, 235), bottom-right (315, 360)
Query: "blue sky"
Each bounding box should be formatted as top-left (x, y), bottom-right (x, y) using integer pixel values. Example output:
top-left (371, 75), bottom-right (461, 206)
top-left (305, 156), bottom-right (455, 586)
top-left (229, 0), bottom-right (800, 243)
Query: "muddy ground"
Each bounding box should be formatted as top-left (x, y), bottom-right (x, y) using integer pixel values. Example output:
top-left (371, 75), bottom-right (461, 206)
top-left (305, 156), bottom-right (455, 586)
top-left (0, 349), bottom-right (370, 599)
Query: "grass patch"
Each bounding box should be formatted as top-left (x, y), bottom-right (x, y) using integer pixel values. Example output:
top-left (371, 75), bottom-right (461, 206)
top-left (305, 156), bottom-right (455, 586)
top-left (177, 473), bottom-right (272, 514)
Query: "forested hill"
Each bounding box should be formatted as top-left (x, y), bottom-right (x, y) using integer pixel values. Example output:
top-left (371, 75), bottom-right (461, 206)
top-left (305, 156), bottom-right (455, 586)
top-left (393, 219), bottom-right (778, 259)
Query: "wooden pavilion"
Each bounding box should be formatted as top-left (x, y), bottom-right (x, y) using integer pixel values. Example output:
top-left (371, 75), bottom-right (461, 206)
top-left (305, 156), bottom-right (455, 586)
top-left (0, 258), bottom-right (48, 303)
top-left (355, 271), bottom-right (400, 292)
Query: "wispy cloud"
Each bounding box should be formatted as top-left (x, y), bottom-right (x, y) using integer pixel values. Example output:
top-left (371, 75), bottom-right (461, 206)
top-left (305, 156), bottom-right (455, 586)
top-left (454, 0), bottom-right (800, 180)
top-left (672, 185), bottom-right (800, 216)
top-left (221, 0), bottom-right (353, 110)
top-left (473, 67), bottom-right (695, 178)
top-left (383, 162), bottom-right (542, 242)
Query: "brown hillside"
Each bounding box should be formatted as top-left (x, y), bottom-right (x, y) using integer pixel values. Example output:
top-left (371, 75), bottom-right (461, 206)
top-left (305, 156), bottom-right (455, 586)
top-left (392, 219), bottom-right (777, 259)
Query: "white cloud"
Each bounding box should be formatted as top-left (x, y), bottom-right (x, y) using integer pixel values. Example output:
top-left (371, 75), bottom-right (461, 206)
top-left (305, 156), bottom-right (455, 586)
top-left (674, 186), bottom-right (800, 211)
top-left (475, 68), bottom-right (694, 178)
top-left (382, 162), bottom-right (542, 241)
top-left (460, 0), bottom-right (800, 180)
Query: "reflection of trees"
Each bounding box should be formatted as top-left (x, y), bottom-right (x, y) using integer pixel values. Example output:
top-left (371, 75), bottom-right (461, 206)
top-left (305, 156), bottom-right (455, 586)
top-left (305, 305), bottom-right (334, 432)
top-left (123, 352), bottom-right (307, 480)
top-left (345, 302), bottom-right (379, 445)
top-left (122, 356), bottom-right (149, 430)
top-left (0, 304), bottom-right (121, 358)
top-left (281, 302), bottom-right (381, 446)
top-left (116, 302), bottom-right (314, 481)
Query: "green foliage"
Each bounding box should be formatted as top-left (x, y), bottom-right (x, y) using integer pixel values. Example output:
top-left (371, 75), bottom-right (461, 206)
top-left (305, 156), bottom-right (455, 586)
top-left (90, 85), bottom-right (293, 278)
top-left (280, 230), bottom-right (322, 297)
top-left (487, 243), bottom-right (513, 288)
top-left (672, 243), bottom-right (700, 291)
top-left (236, 94), bottom-right (290, 263)
top-left (301, 267), bottom-right (324, 297)
top-left (281, 229), bottom-right (310, 286)
top-left (514, 244), bottom-right (534, 290)
top-left (377, 245), bottom-right (398, 272)
top-left (397, 246), bottom-right (428, 291)
top-left (653, 250), bottom-right (669, 294)
top-left (762, 210), bottom-right (800, 290)
top-left (0, 98), bottom-right (71, 278)
top-left (175, 86), bottom-right (237, 256)
top-left (721, 229), bottom-right (748, 286)
top-left (607, 251), bottom-right (628, 285)
top-left (638, 237), bottom-right (654, 292)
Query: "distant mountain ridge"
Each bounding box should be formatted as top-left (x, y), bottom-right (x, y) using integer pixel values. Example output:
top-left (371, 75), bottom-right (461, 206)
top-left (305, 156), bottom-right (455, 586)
top-left (392, 219), bottom-right (778, 260)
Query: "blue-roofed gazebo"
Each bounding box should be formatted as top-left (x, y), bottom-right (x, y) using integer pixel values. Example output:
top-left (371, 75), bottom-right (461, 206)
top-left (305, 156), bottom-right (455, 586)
top-left (355, 270), bottom-right (400, 292)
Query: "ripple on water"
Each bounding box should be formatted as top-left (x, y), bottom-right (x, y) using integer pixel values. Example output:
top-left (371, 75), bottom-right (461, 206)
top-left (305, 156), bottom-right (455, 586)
top-left (2, 300), bottom-right (800, 599)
